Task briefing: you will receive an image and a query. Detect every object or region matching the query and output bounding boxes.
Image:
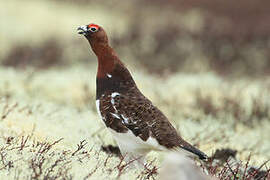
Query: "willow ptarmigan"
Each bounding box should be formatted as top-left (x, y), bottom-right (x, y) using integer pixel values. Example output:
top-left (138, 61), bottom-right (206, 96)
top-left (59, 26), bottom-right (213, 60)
top-left (77, 23), bottom-right (208, 164)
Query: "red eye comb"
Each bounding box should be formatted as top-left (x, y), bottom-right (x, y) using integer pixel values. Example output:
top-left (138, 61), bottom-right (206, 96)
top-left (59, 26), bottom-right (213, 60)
top-left (88, 24), bottom-right (100, 29)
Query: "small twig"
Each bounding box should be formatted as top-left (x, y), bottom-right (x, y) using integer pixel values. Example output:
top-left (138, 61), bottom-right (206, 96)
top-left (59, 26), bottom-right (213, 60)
top-left (72, 140), bottom-right (87, 156)
top-left (247, 160), bottom-right (270, 179)
top-left (1, 102), bottom-right (18, 120)
top-left (115, 155), bottom-right (142, 178)
top-left (243, 154), bottom-right (251, 178)
top-left (225, 160), bottom-right (237, 180)
top-left (84, 161), bottom-right (100, 180)
top-left (141, 158), bottom-right (158, 180)
top-left (38, 138), bottom-right (63, 154)
top-left (104, 154), bottom-right (113, 167)
top-left (20, 136), bottom-right (29, 151)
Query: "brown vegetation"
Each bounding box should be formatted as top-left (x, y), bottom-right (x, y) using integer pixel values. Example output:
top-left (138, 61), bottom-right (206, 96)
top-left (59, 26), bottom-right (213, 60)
top-left (2, 39), bottom-right (63, 69)
top-left (194, 89), bottom-right (270, 126)
top-left (203, 150), bottom-right (270, 180)
top-left (2, 0), bottom-right (270, 77)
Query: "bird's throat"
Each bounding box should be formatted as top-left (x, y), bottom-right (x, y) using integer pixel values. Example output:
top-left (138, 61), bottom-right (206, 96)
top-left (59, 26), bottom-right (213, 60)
top-left (97, 56), bottom-right (116, 78)
top-left (91, 43), bottom-right (118, 78)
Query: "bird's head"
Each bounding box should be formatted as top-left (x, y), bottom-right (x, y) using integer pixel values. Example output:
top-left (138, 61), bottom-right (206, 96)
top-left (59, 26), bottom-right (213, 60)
top-left (77, 23), bottom-right (108, 45)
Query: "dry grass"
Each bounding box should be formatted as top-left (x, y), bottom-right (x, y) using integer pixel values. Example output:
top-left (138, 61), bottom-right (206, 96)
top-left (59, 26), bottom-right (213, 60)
top-left (0, 66), bottom-right (269, 179)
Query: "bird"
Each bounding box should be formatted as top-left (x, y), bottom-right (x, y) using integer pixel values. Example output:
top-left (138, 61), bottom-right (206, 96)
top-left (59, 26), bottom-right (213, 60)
top-left (77, 23), bottom-right (208, 165)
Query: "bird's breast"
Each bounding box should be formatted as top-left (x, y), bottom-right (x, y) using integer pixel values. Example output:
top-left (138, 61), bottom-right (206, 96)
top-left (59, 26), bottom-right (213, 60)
top-left (96, 92), bottom-right (129, 133)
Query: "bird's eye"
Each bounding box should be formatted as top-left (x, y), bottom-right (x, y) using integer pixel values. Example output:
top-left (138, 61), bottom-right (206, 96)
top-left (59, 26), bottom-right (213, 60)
top-left (90, 27), bottom-right (97, 32)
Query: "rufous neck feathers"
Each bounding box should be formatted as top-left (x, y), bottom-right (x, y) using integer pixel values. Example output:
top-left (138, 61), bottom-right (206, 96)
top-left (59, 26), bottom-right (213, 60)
top-left (91, 43), bottom-right (120, 78)
top-left (84, 26), bottom-right (127, 79)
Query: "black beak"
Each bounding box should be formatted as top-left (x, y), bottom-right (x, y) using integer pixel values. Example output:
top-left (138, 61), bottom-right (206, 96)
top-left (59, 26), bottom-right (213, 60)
top-left (77, 25), bottom-right (88, 35)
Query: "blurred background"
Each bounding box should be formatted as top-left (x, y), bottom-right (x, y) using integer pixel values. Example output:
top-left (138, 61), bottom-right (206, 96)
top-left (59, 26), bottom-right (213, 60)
top-left (1, 0), bottom-right (270, 77)
top-left (0, 0), bottom-right (270, 179)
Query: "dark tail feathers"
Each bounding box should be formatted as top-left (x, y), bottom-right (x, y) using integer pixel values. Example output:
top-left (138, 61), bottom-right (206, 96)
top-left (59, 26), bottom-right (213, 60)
top-left (181, 145), bottom-right (208, 160)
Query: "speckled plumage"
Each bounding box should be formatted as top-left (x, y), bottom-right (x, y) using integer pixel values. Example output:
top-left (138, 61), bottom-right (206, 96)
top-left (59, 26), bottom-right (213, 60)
top-left (78, 23), bottom-right (208, 161)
